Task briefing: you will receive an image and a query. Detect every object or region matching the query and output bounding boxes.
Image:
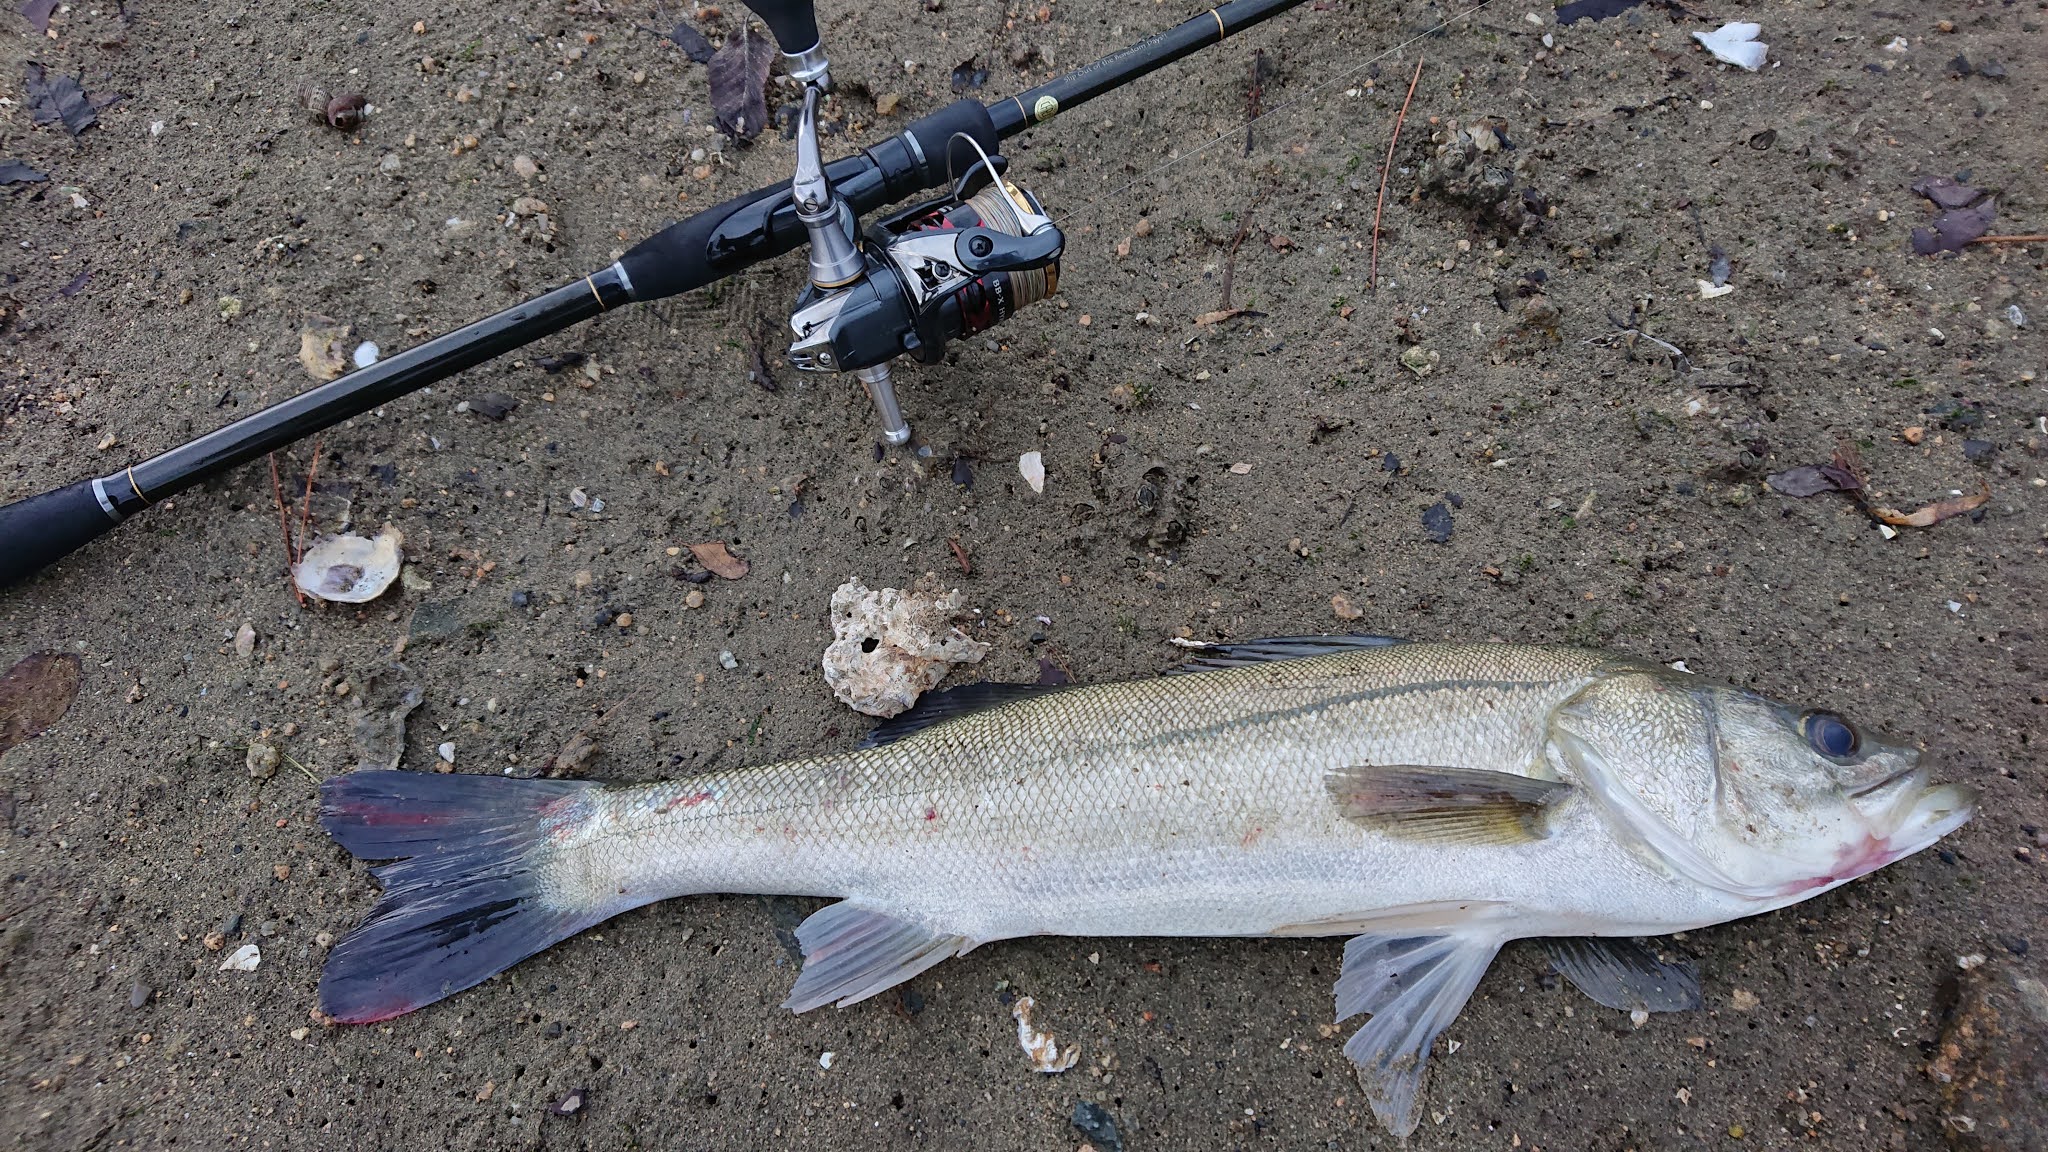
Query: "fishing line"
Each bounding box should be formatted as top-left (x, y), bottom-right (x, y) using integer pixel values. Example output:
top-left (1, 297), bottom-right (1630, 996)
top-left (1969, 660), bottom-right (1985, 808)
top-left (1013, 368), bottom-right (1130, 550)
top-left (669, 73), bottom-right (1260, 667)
top-left (1056, 0), bottom-right (1507, 230)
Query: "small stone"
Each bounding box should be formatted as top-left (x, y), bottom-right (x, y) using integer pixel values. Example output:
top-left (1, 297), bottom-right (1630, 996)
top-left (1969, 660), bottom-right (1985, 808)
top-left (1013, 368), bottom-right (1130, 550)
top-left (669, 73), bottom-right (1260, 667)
top-left (875, 92), bottom-right (901, 116)
top-left (437, 741), bottom-right (456, 764)
top-left (718, 650), bottom-right (739, 670)
top-left (272, 863), bottom-right (291, 882)
top-left (352, 342), bottom-right (379, 369)
top-left (684, 589), bottom-right (707, 609)
top-left (218, 943), bottom-right (262, 972)
top-left (1902, 426), bottom-right (1926, 445)
top-left (511, 154), bottom-right (539, 180)
top-left (233, 621), bottom-right (257, 660)
top-left (129, 981), bottom-right (151, 1009)
top-left (245, 740), bottom-right (280, 779)
top-left (290, 1027), bottom-right (310, 1041)
top-left (1132, 217), bottom-right (1153, 238)
top-left (819, 1051), bottom-right (836, 1069)
top-left (614, 612), bottom-right (634, 628)
top-left (1730, 987), bottom-right (1761, 1012)
top-left (572, 569), bottom-right (593, 590)
top-left (1331, 592), bottom-right (1364, 621)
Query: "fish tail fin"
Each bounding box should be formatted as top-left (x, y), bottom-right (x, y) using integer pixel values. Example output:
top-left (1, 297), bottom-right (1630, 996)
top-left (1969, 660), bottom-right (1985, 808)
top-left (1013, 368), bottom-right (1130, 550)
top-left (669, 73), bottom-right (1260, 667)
top-left (318, 769), bottom-right (621, 1024)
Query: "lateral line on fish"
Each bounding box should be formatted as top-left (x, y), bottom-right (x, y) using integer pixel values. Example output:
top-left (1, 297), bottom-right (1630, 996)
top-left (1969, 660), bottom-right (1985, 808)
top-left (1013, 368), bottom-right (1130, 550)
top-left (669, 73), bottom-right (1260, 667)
top-left (576, 677), bottom-right (1590, 841)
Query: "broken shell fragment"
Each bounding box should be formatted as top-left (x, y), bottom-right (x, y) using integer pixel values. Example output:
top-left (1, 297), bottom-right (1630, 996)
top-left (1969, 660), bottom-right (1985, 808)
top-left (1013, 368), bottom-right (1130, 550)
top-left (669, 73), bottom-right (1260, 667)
top-left (1692, 22), bottom-right (1768, 71)
top-left (293, 525), bottom-right (404, 604)
top-left (1018, 450), bottom-right (1045, 494)
top-left (1011, 995), bottom-right (1080, 1073)
top-left (821, 577), bottom-right (991, 718)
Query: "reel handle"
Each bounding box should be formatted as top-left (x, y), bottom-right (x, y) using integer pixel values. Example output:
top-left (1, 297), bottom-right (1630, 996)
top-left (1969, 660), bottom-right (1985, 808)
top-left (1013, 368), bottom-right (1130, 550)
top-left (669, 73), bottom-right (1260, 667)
top-left (738, 0), bottom-right (827, 84)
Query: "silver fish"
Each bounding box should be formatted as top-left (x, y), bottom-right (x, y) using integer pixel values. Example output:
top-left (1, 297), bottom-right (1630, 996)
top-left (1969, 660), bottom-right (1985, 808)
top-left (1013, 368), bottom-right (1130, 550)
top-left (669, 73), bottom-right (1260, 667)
top-left (318, 637), bottom-right (1971, 1134)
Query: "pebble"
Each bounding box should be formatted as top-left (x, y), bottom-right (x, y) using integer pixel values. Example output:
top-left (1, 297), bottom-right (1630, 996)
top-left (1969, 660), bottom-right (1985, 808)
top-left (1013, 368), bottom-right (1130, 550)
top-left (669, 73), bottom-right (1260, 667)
top-left (512, 153), bottom-right (539, 180)
top-left (819, 1051), bottom-right (836, 1069)
top-left (218, 943), bottom-right (262, 972)
top-left (614, 612), bottom-right (634, 629)
top-left (233, 621), bottom-right (257, 660)
top-left (353, 342), bottom-right (379, 369)
top-left (438, 741), bottom-right (456, 764)
top-left (718, 650), bottom-right (739, 670)
top-left (1330, 593), bottom-right (1364, 620)
top-left (245, 740), bottom-right (280, 779)
top-left (1018, 451), bottom-right (1046, 493)
top-left (129, 981), bottom-right (151, 1009)
top-left (684, 589), bottom-right (707, 609)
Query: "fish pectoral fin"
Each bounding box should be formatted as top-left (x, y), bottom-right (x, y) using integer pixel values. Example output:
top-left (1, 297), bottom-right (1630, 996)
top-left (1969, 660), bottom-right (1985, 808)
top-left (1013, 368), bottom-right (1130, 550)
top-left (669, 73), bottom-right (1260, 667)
top-left (1326, 764), bottom-right (1572, 845)
top-left (782, 902), bottom-right (970, 1013)
top-left (860, 682), bottom-right (1068, 748)
top-left (1540, 937), bottom-right (1703, 1013)
top-left (1335, 931), bottom-right (1503, 1138)
top-left (1166, 632), bottom-right (1409, 674)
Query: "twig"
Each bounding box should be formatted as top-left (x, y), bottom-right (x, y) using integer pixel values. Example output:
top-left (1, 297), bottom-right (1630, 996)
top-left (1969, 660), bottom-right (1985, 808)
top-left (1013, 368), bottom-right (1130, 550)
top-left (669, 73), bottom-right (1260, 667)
top-left (1218, 219), bottom-right (1250, 311)
top-left (1369, 55), bottom-right (1425, 295)
top-left (268, 452), bottom-right (304, 607)
top-left (1969, 234), bottom-right (2048, 244)
top-left (297, 436), bottom-right (323, 564)
top-left (1243, 49), bottom-right (1266, 158)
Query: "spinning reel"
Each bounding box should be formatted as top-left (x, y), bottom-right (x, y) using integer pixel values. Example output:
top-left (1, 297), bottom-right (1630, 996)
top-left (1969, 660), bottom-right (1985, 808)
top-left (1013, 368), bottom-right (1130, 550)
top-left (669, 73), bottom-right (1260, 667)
top-left (769, 10), bottom-right (1066, 445)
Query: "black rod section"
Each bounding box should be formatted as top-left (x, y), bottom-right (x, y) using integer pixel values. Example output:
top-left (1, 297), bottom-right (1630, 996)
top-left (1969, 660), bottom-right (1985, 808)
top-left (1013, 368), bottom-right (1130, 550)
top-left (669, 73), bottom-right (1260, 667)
top-left (990, 0), bottom-right (1310, 138)
top-left (0, 1), bottom-right (1312, 588)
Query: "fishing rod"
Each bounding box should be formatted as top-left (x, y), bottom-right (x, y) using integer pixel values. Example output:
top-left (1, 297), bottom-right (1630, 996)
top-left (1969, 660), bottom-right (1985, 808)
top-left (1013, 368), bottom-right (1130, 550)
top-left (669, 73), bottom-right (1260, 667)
top-left (0, 0), bottom-right (1311, 588)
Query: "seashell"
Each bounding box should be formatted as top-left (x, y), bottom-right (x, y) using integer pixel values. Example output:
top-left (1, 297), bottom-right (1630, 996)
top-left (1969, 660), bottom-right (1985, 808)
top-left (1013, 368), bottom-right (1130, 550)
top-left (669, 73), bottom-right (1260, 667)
top-left (293, 525), bottom-right (404, 603)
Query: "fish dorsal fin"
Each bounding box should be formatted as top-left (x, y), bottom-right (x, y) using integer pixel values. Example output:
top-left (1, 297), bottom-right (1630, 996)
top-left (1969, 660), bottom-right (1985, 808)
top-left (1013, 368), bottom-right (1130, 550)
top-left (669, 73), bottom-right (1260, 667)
top-left (1326, 764), bottom-right (1572, 845)
top-left (1540, 937), bottom-right (1702, 1013)
top-left (782, 902), bottom-right (970, 1013)
top-left (859, 682), bottom-right (1066, 748)
top-left (1166, 633), bottom-right (1409, 674)
top-left (1335, 931), bottom-right (1504, 1137)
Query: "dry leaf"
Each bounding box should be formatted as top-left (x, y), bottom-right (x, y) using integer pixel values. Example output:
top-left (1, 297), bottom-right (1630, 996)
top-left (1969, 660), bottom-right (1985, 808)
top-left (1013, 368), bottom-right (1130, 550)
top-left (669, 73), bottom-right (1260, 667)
top-left (689, 541), bottom-right (750, 579)
top-left (0, 652), bottom-right (82, 757)
top-left (297, 317), bottom-right (352, 381)
top-left (708, 26), bottom-right (774, 141)
top-left (1869, 485), bottom-right (1990, 528)
top-left (1194, 308), bottom-right (1248, 326)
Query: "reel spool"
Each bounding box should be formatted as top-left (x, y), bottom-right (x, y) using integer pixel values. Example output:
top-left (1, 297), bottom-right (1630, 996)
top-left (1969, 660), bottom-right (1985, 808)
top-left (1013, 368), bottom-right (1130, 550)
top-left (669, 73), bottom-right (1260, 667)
top-left (890, 179), bottom-right (1061, 353)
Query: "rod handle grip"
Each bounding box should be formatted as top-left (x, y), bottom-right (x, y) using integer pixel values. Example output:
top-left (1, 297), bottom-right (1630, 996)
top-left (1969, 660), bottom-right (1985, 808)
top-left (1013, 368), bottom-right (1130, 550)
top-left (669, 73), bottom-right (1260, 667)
top-left (0, 478), bottom-right (122, 588)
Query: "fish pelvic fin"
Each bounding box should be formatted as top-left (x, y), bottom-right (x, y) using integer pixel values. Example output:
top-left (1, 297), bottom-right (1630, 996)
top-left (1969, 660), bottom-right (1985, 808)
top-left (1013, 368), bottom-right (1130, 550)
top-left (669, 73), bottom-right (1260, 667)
top-left (1326, 763), bottom-right (1571, 846)
top-left (783, 902), bottom-right (970, 1013)
top-left (1540, 937), bottom-right (1703, 1014)
top-left (1335, 930), bottom-right (1504, 1138)
top-left (318, 770), bottom-right (622, 1024)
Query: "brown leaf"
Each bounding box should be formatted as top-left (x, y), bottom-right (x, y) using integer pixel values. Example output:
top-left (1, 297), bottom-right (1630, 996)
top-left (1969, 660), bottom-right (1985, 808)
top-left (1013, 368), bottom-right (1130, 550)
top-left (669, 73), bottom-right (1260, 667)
top-left (0, 652), bottom-right (82, 757)
top-left (1266, 233), bottom-right (1295, 251)
top-left (1194, 308), bottom-right (1248, 326)
top-left (1869, 485), bottom-right (1990, 528)
top-left (708, 26), bottom-right (774, 141)
top-left (689, 541), bottom-right (750, 579)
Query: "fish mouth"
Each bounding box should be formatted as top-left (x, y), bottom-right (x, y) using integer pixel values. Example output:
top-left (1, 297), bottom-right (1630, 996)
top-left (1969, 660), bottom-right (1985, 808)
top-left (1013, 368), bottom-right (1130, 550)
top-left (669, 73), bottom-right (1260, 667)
top-left (1810, 774), bottom-right (1976, 891)
top-left (1879, 778), bottom-right (1975, 859)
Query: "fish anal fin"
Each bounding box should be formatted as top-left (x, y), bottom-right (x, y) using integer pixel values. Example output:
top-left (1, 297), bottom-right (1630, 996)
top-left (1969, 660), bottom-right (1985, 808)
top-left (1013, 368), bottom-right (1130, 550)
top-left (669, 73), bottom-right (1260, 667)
top-left (1326, 763), bottom-right (1571, 846)
top-left (1541, 937), bottom-right (1703, 1013)
top-left (1167, 633), bottom-right (1409, 675)
top-left (783, 902), bottom-right (969, 1013)
top-left (1335, 931), bottom-right (1503, 1137)
top-left (860, 682), bottom-right (1066, 748)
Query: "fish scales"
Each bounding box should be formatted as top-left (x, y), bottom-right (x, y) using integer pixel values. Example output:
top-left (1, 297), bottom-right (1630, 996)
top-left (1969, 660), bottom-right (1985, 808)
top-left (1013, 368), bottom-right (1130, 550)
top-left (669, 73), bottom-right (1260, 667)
top-left (317, 638), bottom-right (1973, 1136)
top-left (556, 645), bottom-right (1658, 940)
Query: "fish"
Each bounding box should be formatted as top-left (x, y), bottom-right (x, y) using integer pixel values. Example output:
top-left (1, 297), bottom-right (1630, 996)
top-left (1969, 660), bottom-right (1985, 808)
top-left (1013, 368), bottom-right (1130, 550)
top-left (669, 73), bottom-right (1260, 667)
top-left (316, 636), bottom-right (1972, 1134)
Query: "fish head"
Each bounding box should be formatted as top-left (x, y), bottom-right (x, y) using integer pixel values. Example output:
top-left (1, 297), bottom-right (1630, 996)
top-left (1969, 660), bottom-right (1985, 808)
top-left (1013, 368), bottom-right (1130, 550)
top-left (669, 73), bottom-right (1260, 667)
top-left (1552, 670), bottom-right (1974, 906)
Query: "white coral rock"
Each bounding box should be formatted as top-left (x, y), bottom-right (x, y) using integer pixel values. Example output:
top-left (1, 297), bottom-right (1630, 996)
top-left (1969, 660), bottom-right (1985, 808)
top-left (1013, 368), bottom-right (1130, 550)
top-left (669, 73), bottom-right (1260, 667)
top-left (821, 578), bottom-right (991, 718)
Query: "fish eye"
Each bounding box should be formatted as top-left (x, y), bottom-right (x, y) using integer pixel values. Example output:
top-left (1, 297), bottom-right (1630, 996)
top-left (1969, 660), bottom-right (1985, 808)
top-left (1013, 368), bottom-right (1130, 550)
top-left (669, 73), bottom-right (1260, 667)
top-left (1802, 712), bottom-right (1861, 761)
